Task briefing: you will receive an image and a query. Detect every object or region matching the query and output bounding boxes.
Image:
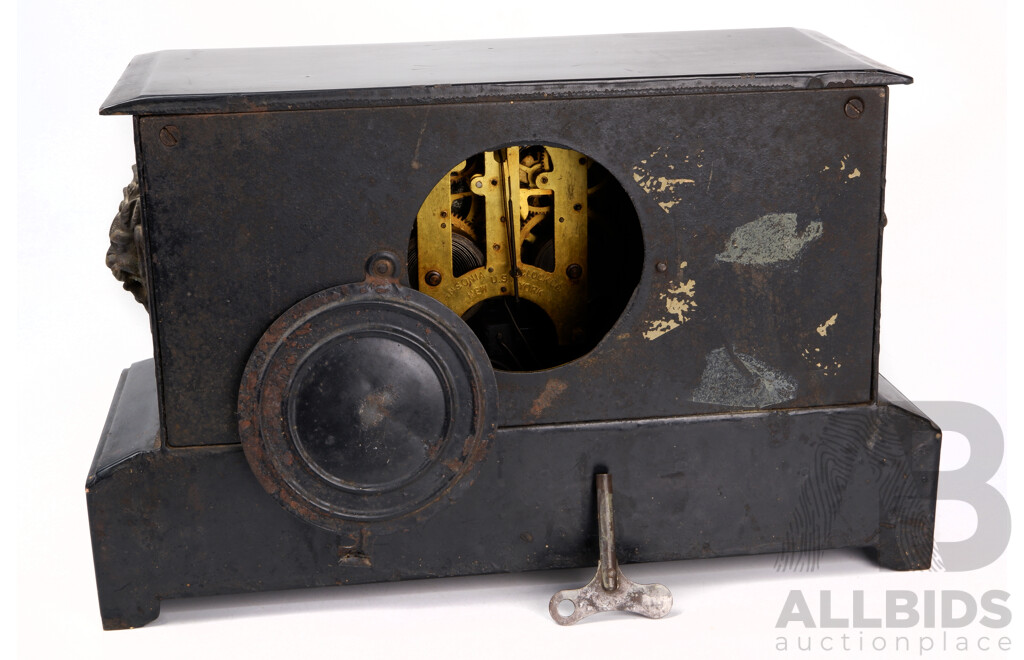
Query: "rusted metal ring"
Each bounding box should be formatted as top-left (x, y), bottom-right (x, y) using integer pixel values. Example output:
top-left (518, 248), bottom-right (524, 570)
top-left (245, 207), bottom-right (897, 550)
top-left (237, 280), bottom-right (497, 534)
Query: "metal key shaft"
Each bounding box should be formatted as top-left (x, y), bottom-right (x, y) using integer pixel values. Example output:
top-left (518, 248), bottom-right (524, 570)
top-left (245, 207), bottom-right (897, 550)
top-left (549, 474), bottom-right (673, 625)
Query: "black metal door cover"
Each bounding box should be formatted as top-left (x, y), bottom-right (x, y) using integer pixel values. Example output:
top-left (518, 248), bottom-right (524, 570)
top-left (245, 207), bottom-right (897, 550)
top-left (238, 271), bottom-right (498, 534)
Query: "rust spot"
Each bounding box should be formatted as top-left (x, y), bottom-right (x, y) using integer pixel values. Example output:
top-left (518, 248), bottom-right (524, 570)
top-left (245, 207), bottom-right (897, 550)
top-left (530, 378), bottom-right (568, 417)
top-left (337, 528), bottom-right (372, 567)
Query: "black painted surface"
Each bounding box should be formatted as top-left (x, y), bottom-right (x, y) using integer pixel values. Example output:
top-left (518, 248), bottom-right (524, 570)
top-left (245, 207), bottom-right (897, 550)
top-left (87, 359), bottom-right (160, 481)
top-left (87, 362), bottom-right (940, 630)
top-left (292, 337), bottom-right (446, 487)
top-left (138, 88), bottom-right (886, 447)
top-left (101, 29), bottom-right (909, 115)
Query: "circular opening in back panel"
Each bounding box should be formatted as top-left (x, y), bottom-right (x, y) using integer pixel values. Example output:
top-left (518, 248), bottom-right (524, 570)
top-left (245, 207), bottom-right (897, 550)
top-left (408, 145), bottom-right (643, 371)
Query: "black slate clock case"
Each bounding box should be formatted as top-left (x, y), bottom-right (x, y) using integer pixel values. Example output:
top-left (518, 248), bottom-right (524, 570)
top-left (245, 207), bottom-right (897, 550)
top-left (89, 28), bottom-right (941, 630)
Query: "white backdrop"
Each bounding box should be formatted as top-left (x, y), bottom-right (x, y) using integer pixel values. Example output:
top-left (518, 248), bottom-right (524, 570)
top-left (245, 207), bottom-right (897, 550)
top-left (12, 1), bottom-right (1018, 658)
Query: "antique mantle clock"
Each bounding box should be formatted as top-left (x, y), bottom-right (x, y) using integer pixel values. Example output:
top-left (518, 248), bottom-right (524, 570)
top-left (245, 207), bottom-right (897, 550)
top-left (90, 28), bottom-right (940, 629)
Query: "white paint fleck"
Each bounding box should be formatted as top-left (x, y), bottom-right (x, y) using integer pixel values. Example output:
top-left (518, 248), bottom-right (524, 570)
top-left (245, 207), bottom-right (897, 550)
top-left (667, 278), bottom-right (695, 297)
top-left (822, 155), bottom-right (859, 182)
top-left (800, 341), bottom-right (843, 376)
top-left (816, 313), bottom-right (838, 337)
top-left (716, 213), bottom-right (823, 265)
top-left (632, 147), bottom-right (705, 214)
top-left (657, 177), bottom-right (694, 192)
top-left (665, 296), bottom-right (691, 318)
top-left (643, 262), bottom-right (697, 340)
top-left (642, 319), bottom-right (679, 341)
top-left (633, 173), bottom-right (695, 194)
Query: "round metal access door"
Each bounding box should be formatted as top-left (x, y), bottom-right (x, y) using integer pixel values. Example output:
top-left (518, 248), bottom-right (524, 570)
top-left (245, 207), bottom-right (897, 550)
top-left (238, 272), bottom-right (497, 534)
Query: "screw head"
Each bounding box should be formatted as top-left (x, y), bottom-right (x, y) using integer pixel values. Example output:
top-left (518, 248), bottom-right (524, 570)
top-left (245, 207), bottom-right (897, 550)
top-left (425, 270), bottom-right (443, 286)
top-left (566, 263), bottom-right (583, 280)
top-left (655, 261), bottom-right (668, 273)
top-left (158, 125), bottom-right (180, 147)
top-left (365, 252), bottom-right (399, 279)
top-left (844, 97), bottom-right (864, 119)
